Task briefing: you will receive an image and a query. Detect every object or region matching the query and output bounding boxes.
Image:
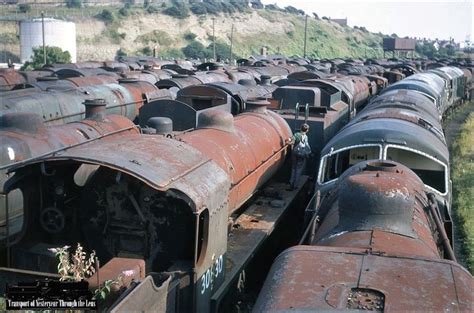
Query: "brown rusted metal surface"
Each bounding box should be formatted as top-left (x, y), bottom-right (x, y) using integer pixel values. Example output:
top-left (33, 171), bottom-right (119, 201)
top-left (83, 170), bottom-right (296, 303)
top-left (0, 68), bottom-right (27, 91)
top-left (313, 161), bottom-right (441, 257)
top-left (384, 70), bottom-right (406, 83)
top-left (1, 112), bottom-right (137, 167)
top-left (0, 112), bottom-right (138, 229)
top-left (255, 160), bottom-right (473, 312)
top-left (253, 246), bottom-right (473, 312)
top-left (318, 230), bottom-right (440, 259)
top-left (66, 75), bottom-right (117, 87)
top-left (178, 109), bottom-right (292, 213)
top-left (225, 70), bottom-right (255, 83)
top-left (11, 132), bottom-right (229, 212)
top-left (118, 79), bottom-right (172, 116)
top-left (302, 75), bottom-right (371, 112)
top-left (87, 257), bottom-right (145, 290)
top-left (120, 70), bottom-right (161, 85)
top-left (194, 71), bottom-right (232, 85)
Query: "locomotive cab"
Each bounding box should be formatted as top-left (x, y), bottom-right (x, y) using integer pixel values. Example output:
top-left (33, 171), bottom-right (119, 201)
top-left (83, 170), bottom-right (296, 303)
top-left (3, 133), bottom-right (230, 312)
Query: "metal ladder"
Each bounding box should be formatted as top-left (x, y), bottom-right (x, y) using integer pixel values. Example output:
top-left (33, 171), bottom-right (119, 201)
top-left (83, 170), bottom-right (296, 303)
top-left (294, 102), bottom-right (310, 132)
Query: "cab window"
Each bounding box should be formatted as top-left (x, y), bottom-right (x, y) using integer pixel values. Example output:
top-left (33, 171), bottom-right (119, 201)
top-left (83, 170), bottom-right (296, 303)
top-left (386, 147), bottom-right (447, 194)
top-left (320, 145), bottom-right (381, 183)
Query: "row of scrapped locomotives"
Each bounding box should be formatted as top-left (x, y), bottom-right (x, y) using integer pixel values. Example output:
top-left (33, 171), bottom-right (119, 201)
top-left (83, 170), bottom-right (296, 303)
top-left (0, 58), bottom-right (470, 311)
top-left (0, 55), bottom-right (386, 242)
top-left (253, 66), bottom-right (473, 312)
top-left (0, 59), bottom-right (388, 311)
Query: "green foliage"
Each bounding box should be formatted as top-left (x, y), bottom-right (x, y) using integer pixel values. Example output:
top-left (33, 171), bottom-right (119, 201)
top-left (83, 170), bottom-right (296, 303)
top-left (48, 244), bottom-right (96, 282)
top-left (451, 108), bottom-right (474, 272)
top-left (285, 6), bottom-right (305, 15)
top-left (182, 40), bottom-right (212, 59)
top-left (116, 48), bottom-right (128, 57)
top-left (140, 46), bottom-right (153, 56)
top-left (416, 42), bottom-right (436, 58)
top-left (0, 33), bottom-right (19, 44)
top-left (66, 0), bottom-right (82, 9)
top-left (184, 32), bottom-right (197, 41)
top-left (93, 279), bottom-right (115, 300)
top-left (0, 297), bottom-right (5, 311)
top-left (21, 46), bottom-right (71, 70)
top-left (146, 5), bottom-right (159, 14)
top-left (265, 4), bottom-right (282, 11)
top-left (159, 48), bottom-right (185, 59)
top-left (441, 44), bottom-right (456, 57)
top-left (119, 6), bottom-right (130, 17)
top-left (190, 4), bottom-right (207, 15)
top-left (136, 30), bottom-right (173, 46)
top-left (163, 0), bottom-right (189, 19)
top-left (416, 42), bottom-right (456, 58)
top-left (190, 0), bottom-right (249, 15)
top-left (97, 9), bottom-right (115, 24)
top-left (213, 41), bottom-right (238, 60)
top-left (18, 3), bottom-right (31, 13)
top-left (106, 29), bottom-right (126, 43)
top-left (181, 40), bottom-right (237, 60)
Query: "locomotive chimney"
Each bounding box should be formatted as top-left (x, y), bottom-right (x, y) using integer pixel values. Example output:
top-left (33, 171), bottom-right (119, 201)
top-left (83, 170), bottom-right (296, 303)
top-left (84, 99), bottom-right (107, 121)
top-left (245, 98), bottom-right (268, 114)
top-left (259, 75), bottom-right (271, 86)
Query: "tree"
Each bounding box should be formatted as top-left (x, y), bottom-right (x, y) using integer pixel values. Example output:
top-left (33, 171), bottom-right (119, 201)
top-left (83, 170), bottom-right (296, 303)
top-left (18, 4), bottom-right (31, 13)
top-left (119, 6), bottom-right (130, 17)
top-left (212, 42), bottom-right (239, 61)
top-left (116, 48), bottom-right (128, 58)
top-left (140, 46), bottom-right (152, 56)
top-left (66, 0), bottom-right (82, 9)
top-left (163, 0), bottom-right (189, 19)
top-left (184, 32), bottom-right (197, 41)
top-left (97, 9), bottom-right (115, 24)
top-left (182, 41), bottom-right (212, 59)
top-left (21, 46), bottom-right (71, 70)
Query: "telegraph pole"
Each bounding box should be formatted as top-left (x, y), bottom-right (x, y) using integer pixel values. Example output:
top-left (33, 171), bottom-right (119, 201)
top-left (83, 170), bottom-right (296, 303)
top-left (229, 24), bottom-right (234, 63)
top-left (41, 11), bottom-right (46, 65)
top-left (212, 17), bottom-right (216, 61)
top-left (303, 15), bottom-right (308, 58)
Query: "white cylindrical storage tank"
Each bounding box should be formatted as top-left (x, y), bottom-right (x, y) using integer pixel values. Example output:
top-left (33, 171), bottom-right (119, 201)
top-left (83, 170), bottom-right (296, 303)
top-left (20, 18), bottom-right (76, 63)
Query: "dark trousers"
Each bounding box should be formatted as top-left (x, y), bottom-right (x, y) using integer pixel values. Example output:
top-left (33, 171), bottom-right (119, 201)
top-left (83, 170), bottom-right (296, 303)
top-left (289, 155), bottom-right (306, 188)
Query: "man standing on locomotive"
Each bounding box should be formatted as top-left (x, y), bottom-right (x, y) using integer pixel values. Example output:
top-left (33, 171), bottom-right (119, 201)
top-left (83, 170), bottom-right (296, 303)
top-left (289, 123), bottom-right (311, 190)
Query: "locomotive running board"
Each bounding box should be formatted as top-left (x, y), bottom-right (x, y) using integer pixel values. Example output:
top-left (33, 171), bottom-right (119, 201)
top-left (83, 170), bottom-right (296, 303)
top-left (210, 177), bottom-right (309, 312)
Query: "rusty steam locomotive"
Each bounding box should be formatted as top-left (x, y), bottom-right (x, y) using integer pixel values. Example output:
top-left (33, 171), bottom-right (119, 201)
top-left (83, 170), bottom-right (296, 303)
top-left (0, 56), bottom-right (472, 312)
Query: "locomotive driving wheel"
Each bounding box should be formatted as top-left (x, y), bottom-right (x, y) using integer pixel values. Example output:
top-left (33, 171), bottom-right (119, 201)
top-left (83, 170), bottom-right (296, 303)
top-left (39, 207), bottom-right (65, 234)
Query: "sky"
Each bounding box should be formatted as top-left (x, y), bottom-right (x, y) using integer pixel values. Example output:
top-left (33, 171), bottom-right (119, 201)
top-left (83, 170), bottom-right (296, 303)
top-left (260, 0), bottom-right (473, 43)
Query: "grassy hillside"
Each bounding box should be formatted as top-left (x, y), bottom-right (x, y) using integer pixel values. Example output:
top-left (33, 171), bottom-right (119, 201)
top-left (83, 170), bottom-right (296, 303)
top-left (0, 5), bottom-right (386, 62)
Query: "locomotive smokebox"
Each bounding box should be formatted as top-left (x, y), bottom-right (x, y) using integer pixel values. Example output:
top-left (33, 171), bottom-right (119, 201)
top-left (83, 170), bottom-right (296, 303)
top-left (84, 98), bottom-right (107, 121)
top-left (337, 160), bottom-right (420, 236)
